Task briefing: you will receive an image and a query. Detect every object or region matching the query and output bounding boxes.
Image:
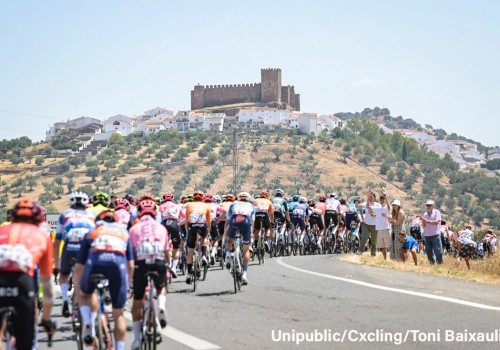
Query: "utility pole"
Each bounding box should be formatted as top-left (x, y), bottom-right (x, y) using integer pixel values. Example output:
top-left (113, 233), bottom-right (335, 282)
top-left (232, 129), bottom-right (240, 195)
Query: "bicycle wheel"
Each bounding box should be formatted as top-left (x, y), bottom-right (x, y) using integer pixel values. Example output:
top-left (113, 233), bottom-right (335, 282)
top-left (150, 299), bottom-right (158, 350)
top-left (96, 311), bottom-right (104, 350)
top-left (202, 254), bottom-right (208, 281)
top-left (232, 250), bottom-right (240, 293)
top-left (192, 256), bottom-right (198, 292)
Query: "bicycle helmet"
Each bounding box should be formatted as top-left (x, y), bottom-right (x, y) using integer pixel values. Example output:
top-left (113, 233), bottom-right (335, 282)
top-left (292, 195), bottom-right (300, 202)
top-left (319, 195), bottom-right (326, 202)
top-left (124, 194), bottom-right (135, 205)
top-left (193, 191), bottom-right (204, 201)
top-left (299, 197), bottom-right (306, 203)
top-left (179, 195), bottom-right (187, 204)
top-left (69, 191), bottom-right (89, 207)
top-left (486, 229), bottom-right (493, 234)
top-left (12, 198), bottom-right (45, 225)
top-left (203, 193), bottom-right (213, 203)
top-left (115, 199), bottom-right (130, 211)
top-left (465, 225), bottom-right (472, 230)
top-left (93, 192), bottom-right (110, 206)
top-left (186, 194), bottom-right (194, 202)
top-left (260, 191), bottom-right (270, 199)
top-left (224, 194), bottom-right (235, 202)
top-left (137, 198), bottom-right (157, 218)
top-left (237, 192), bottom-right (250, 201)
top-left (310, 200), bottom-right (316, 207)
top-left (163, 193), bottom-right (174, 202)
top-left (213, 195), bottom-right (222, 204)
top-left (96, 209), bottom-right (118, 223)
top-left (275, 189), bottom-right (284, 196)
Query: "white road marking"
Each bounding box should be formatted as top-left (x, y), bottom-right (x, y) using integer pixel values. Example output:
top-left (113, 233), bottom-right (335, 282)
top-left (52, 282), bottom-right (220, 349)
top-left (277, 258), bottom-right (500, 311)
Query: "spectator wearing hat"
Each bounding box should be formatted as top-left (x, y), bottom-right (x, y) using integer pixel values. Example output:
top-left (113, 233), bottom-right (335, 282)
top-left (417, 200), bottom-right (443, 264)
top-left (367, 193), bottom-right (392, 260)
top-left (389, 199), bottom-right (406, 260)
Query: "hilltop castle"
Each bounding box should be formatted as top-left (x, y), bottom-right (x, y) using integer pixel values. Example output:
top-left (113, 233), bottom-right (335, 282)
top-left (191, 68), bottom-right (300, 111)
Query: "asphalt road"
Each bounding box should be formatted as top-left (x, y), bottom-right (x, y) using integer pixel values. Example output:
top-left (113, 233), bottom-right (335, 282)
top-left (38, 254), bottom-right (500, 350)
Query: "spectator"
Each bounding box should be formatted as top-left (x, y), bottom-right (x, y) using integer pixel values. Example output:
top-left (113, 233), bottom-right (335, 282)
top-left (389, 199), bottom-right (406, 260)
top-left (368, 194), bottom-right (391, 260)
top-left (440, 220), bottom-right (453, 255)
top-left (410, 216), bottom-right (424, 253)
top-left (417, 200), bottom-right (443, 265)
top-left (356, 191), bottom-right (381, 256)
top-left (399, 232), bottom-right (418, 266)
top-left (454, 235), bottom-right (476, 270)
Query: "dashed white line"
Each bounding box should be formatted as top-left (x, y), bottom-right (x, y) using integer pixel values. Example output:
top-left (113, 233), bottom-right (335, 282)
top-left (277, 258), bottom-right (500, 312)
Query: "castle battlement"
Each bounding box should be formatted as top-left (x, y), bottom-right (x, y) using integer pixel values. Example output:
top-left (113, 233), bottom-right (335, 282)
top-left (191, 68), bottom-right (299, 111)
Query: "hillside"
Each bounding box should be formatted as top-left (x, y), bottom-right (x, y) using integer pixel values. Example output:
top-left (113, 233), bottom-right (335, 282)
top-left (0, 128), bottom-right (499, 234)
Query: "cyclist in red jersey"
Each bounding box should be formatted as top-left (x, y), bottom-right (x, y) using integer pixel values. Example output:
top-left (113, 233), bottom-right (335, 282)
top-left (0, 198), bottom-right (56, 350)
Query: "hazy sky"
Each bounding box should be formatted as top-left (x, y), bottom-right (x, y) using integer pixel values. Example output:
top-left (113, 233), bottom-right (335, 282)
top-left (0, 1), bottom-right (499, 146)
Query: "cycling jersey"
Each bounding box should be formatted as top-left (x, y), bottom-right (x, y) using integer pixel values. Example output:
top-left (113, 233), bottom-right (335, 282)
top-left (86, 204), bottom-right (109, 217)
top-left (160, 202), bottom-right (181, 223)
top-left (0, 223), bottom-right (53, 277)
top-left (78, 222), bottom-right (134, 308)
top-left (129, 215), bottom-right (169, 263)
top-left (115, 208), bottom-right (131, 228)
top-left (56, 209), bottom-right (96, 251)
top-left (227, 201), bottom-right (256, 245)
top-left (185, 202), bottom-right (211, 225)
top-left (314, 202), bottom-right (326, 215)
top-left (325, 198), bottom-right (341, 213)
top-left (272, 197), bottom-right (289, 213)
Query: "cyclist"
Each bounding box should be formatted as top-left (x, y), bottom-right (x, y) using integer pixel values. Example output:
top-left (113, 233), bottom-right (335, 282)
top-left (159, 193), bottom-right (181, 278)
top-left (271, 189), bottom-right (290, 232)
top-left (253, 191), bottom-right (274, 252)
top-left (184, 191), bottom-right (211, 284)
top-left (125, 194), bottom-right (137, 212)
top-left (114, 199), bottom-right (132, 228)
top-left (86, 192), bottom-right (110, 217)
top-left (53, 191), bottom-right (96, 317)
top-left (203, 193), bottom-right (220, 265)
top-left (291, 197), bottom-right (310, 244)
top-left (324, 193), bottom-right (341, 235)
top-left (130, 194), bottom-right (162, 225)
top-left (216, 194), bottom-right (234, 260)
top-left (225, 192), bottom-right (256, 285)
top-left (76, 210), bottom-right (134, 350)
top-left (0, 198), bottom-right (56, 350)
top-left (129, 198), bottom-right (170, 349)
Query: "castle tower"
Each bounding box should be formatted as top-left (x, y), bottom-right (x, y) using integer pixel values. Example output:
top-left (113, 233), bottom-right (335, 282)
top-left (191, 85), bottom-right (205, 110)
top-left (261, 68), bottom-right (282, 103)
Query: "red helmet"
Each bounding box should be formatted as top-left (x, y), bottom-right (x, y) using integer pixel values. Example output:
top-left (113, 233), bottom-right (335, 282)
top-left (162, 193), bottom-right (174, 202)
top-left (138, 193), bottom-right (156, 203)
top-left (193, 191), bottom-right (204, 201)
top-left (12, 198), bottom-right (45, 225)
top-left (465, 225), bottom-right (472, 230)
top-left (203, 193), bottom-right (213, 203)
top-left (319, 196), bottom-right (326, 202)
top-left (115, 199), bottom-right (130, 211)
top-left (137, 199), bottom-right (157, 218)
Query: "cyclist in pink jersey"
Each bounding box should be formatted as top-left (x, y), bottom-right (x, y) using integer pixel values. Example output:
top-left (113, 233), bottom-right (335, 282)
top-left (159, 193), bottom-right (181, 278)
top-left (114, 199), bottom-right (131, 228)
top-left (129, 198), bottom-right (170, 350)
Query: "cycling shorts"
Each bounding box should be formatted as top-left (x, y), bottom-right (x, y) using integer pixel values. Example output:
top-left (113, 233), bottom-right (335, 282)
top-left (60, 248), bottom-right (79, 275)
top-left (254, 213), bottom-right (271, 230)
top-left (309, 214), bottom-right (324, 231)
top-left (0, 271), bottom-right (35, 350)
top-left (209, 221), bottom-right (219, 241)
top-left (80, 257), bottom-right (128, 309)
top-left (217, 220), bottom-right (226, 237)
top-left (164, 221), bottom-right (181, 250)
top-left (291, 217), bottom-right (306, 231)
top-left (273, 211), bottom-right (286, 224)
top-left (132, 260), bottom-right (167, 300)
top-left (187, 223), bottom-right (208, 249)
top-left (179, 225), bottom-right (187, 241)
top-left (227, 221), bottom-right (252, 245)
top-left (324, 211), bottom-right (339, 228)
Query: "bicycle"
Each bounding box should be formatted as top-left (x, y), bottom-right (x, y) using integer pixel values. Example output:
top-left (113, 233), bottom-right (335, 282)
top-left (325, 224), bottom-right (338, 254)
top-left (0, 307), bottom-right (15, 350)
top-left (191, 232), bottom-right (208, 292)
top-left (273, 221), bottom-right (287, 257)
top-left (255, 224), bottom-right (265, 265)
top-left (141, 271), bottom-right (162, 349)
top-left (288, 223), bottom-right (299, 256)
top-left (68, 258), bottom-right (83, 350)
top-left (229, 227), bottom-right (243, 294)
top-left (90, 274), bottom-right (113, 350)
top-left (344, 223), bottom-right (360, 254)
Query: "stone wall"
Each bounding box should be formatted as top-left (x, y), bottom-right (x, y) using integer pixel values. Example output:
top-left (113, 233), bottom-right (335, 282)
top-left (261, 68), bottom-right (282, 102)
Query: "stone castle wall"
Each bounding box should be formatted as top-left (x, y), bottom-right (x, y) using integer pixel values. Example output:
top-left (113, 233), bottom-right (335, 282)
top-left (191, 68), bottom-right (300, 111)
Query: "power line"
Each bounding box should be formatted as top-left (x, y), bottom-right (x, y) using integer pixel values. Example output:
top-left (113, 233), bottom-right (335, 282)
top-left (0, 109), bottom-right (62, 120)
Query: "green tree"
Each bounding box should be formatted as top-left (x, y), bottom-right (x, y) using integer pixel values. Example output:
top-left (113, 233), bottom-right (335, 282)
top-left (35, 156), bottom-right (45, 166)
top-left (347, 177), bottom-right (356, 189)
top-left (54, 176), bottom-right (64, 186)
top-left (206, 152), bottom-right (217, 165)
top-left (58, 161), bottom-right (70, 173)
top-left (86, 166), bottom-right (101, 181)
top-left (67, 179), bottom-right (75, 193)
top-left (340, 151), bottom-right (350, 163)
top-left (68, 156), bottom-right (83, 167)
top-left (0, 195), bottom-right (8, 207)
top-left (402, 142), bottom-right (408, 161)
top-left (359, 155), bottom-right (370, 166)
top-left (380, 161), bottom-right (391, 175)
top-left (54, 186), bottom-right (64, 198)
top-left (134, 177), bottom-right (147, 190)
top-left (271, 148), bottom-right (285, 161)
top-left (387, 170), bottom-right (395, 182)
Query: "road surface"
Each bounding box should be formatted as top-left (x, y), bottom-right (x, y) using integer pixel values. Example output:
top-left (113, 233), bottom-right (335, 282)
top-left (38, 254), bottom-right (500, 349)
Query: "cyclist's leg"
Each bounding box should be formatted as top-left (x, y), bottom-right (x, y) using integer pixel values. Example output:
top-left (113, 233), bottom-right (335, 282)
top-left (107, 263), bottom-right (128, 350)
top-left (79, 263), bottom-right (99, 342)
top-left (167, 223), bottom-right (181, 276)
top-left (131, 261), bottom-right (148, 344)
top-left (186, 224), bottom-right (197, 276)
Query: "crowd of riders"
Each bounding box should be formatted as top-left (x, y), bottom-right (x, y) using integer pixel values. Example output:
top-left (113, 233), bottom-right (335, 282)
top-left (0, 187), bottom-right (497, 349)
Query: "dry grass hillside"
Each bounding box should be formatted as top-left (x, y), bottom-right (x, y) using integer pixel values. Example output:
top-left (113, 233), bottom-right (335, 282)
top-left (0, 130), bottom-right (494, 234)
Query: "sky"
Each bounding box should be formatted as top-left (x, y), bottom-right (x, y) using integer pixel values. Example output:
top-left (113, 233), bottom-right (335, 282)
top-left (0, 0), bottom-right (499, 147)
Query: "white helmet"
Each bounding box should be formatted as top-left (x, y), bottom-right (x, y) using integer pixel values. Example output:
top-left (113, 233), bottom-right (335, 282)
top-left (299, 197), bottom-right (307, 203)
top-left (69, 191), bottom-right (89, 207)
